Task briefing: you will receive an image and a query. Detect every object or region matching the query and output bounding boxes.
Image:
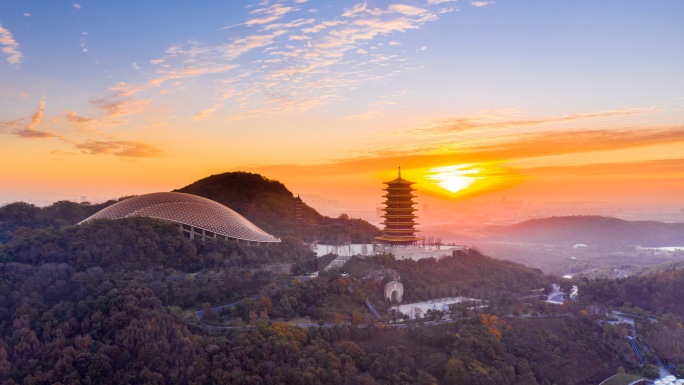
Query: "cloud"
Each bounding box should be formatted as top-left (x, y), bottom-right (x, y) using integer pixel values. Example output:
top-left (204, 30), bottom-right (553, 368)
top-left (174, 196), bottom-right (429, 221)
top-left (416, 107), bottom-right (656, 134)
top-left (90, 82), bottom-right (151, 117)
top-left (288, 35), bottom-right (310, 41)
top-left (243, 126), bottom-right (684, 180)
top-left (148, 35), bottom-right (269, 87)
top-left (75, 140), bottom-right (162, 158)
top-left (263, 18), bottom-right (316, 31)
top-left (344, 101), bottom-right (396, 121)
top-left (149, 62), bottom-right (239, 87)
top-left (192, 106), bottom-right (220, 121)
top-left (28, 100), bottom-right (46, 130)
top-left (378, 124), bottom-right (684, 164)
top-left (343, 3), bottom-right (368, 17)
top-left (0, 23), bottom-right (23, 65)
top-left (50, 150), bottom-right (76, 156)
top-left (13, 129), bottom-right (56, 139)
top-left (0, 119), bottom-right (22, 134)
top-left (114, 0), bottom-right (447, 121)
top-left (245, 3), bottom-right (297, 26)
top-left (427, 0), bottom-right (456, 4)
top-left (520, 158), bottom-right (684, 178)
top-left (302, 20), bottom-right (344, 34)
top-left (73, 3), bottom-right (81, 10)
top-left (466, 126), bottom-right (684, 161)
top-left (388, 4), bottom-right (429, 16)
top-left (9, 100), bottom-right (57, 139)
top-left (471, 1), bottom-right (492, 7)
top-left (65, 111), bottom-right (98, 131)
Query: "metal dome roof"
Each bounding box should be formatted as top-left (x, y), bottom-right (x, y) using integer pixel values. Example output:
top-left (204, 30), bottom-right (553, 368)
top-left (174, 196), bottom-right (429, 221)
top-left (79, 192), bottom-right (280, 243)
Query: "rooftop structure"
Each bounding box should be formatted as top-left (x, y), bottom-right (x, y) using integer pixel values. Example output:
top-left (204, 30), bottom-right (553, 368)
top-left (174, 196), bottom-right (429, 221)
top-left (385, 278), bottom-right (404, 302)
top-left (376, 167), bottom-right (423, 245)
top-left (79, 192), bottom-right (280, 243)
top-left (654, 376), bottom-right (684, 385)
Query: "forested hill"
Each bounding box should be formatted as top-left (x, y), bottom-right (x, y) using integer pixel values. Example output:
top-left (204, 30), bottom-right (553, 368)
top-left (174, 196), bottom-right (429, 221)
top-left (175, 171), bottom-right (379, 242)
top-left (0, 172), bottom-right (379, 244)
top-left (0, 200), bottom-right (112, 243)
top-left (176, 172), bottom-right (312, 233)
top-left (482, 215), bottom-right (684, 248)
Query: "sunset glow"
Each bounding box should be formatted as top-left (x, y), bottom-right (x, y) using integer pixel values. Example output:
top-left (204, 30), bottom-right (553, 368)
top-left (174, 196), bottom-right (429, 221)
top-left (0, 1), bottom-right (682, 223)
top-left (426, 165), bottom-right (482, 194)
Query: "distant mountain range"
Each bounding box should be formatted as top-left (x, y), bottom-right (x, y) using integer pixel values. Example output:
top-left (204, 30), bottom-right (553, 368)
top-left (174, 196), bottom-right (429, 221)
top-left (481, 215), bottom-right (684, 248)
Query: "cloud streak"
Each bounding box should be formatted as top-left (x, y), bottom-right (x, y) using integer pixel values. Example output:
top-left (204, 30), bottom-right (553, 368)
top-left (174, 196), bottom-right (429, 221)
top-left (74, 140), bottom-right (162, 158)
top-left (13, 129), bottom-right (56, 139)
top-left (519, 158), bottom-right (684, 178)
top-left (143, 0), bottom-right (449, 120)
top-left (90, 82), bottom-right (150, 117)
top-left (65, 111), bottom-right (98, 131)
top-left (12, 101), bottom-right (58, 139)
top-left (0, 23), bottom-right (23, 65)
top-left (471, 1), bottom-right (493, 7)
top-left (245, 125), bottom-right (684, 178)
top-left (28, 100), bottom-right (45, 130)
top-left (245, 3), bottom-right (297, 26)
top-left (414, 107), bottom-right (656, 135)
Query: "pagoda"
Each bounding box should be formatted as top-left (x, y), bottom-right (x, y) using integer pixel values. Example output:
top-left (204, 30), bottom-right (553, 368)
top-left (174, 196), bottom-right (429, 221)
top-left (375, 167), bottom-right (423, 245)
top-left (294, 194), bottom-right (304, 224)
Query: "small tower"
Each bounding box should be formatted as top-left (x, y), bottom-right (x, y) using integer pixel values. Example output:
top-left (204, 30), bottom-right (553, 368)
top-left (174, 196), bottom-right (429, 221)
top-left (375, 167), bottom-right (422, 245)
top-left (294, 195), bottom-right (304, 224)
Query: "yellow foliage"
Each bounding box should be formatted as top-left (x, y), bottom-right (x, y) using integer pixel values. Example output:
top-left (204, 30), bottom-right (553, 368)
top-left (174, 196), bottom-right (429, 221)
top-left (480, 314), bottom-right (506, 340)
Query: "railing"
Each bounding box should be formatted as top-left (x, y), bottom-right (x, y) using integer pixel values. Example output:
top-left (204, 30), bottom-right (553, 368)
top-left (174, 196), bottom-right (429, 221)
top-left (365, 298), bottom-right (382, 320)
top-left (627, 336), bottom-right (645, 366)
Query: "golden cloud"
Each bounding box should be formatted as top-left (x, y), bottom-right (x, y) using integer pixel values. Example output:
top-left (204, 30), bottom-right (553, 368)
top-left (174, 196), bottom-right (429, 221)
top-left (75, 140), bottom-right (162, 158)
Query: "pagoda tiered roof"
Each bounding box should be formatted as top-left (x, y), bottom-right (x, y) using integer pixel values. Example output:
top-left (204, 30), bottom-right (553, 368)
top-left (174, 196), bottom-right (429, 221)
top-left (375, 167), bottom-right (423, 246)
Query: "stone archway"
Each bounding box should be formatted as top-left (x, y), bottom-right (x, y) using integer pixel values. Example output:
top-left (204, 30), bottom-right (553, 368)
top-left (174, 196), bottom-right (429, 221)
top-left (384, 280), bottom-right (404, 303)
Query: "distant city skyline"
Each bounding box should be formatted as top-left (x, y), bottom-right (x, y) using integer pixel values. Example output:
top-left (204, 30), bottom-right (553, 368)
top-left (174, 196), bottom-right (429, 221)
top-left (1, 1), bottom-right (683, 218)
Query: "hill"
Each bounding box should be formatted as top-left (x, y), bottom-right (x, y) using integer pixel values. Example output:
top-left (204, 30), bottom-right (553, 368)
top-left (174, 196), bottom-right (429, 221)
top-left (0, 172), bottom-right (379, 244)
top-left (482, 215), bottom-right (684, 248)
top-left (582, 267), bottom-right (684, 369)
top-left (345, 249), bottom-right (546, 305)
top-left (0, 224), bottom-right (629, 384)
top-left (175, 171), bottom-right (379, 242)
top-left (0, 200), bottom-right (113, 243)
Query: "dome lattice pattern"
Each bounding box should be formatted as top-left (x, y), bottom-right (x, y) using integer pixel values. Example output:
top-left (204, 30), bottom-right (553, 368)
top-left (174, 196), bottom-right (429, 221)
top-left (79, 192), bottom-right (280, 243)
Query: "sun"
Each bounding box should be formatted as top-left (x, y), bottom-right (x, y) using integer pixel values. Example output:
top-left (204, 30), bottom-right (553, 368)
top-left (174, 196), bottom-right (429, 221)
top-left (426, 164), bottom-right (483, 194)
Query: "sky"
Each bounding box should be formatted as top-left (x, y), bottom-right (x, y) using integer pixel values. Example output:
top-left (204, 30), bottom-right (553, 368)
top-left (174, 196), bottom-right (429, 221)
top-left (1, 0), bottom-right (683, 218)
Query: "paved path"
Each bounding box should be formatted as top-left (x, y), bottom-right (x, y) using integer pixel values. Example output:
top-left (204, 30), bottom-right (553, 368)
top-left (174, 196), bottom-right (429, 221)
top-left (323, 254), bottom-right (352, 271)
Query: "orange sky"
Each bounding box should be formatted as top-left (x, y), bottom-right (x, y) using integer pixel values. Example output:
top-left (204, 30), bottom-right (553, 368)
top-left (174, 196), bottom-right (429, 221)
top-left (1, 1), bottom-right (683, 221)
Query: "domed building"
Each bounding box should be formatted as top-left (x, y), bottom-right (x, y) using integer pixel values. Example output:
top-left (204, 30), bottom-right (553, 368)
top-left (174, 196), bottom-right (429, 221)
top-left (79, 192), bottom-right (280, 243)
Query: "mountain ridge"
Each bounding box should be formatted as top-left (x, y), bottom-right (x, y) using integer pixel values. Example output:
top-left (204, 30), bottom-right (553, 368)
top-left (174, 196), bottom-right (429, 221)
top-left (175, 171), bottom-right (379, 242)
top-left (481, 215), bottom-right (684, 248)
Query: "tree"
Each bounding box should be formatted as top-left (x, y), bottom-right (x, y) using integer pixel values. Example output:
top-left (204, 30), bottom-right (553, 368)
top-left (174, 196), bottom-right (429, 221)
top-left (200, 303), bottom-right (216, 322)
top-left (444, 358), bottom-right (469, 385)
